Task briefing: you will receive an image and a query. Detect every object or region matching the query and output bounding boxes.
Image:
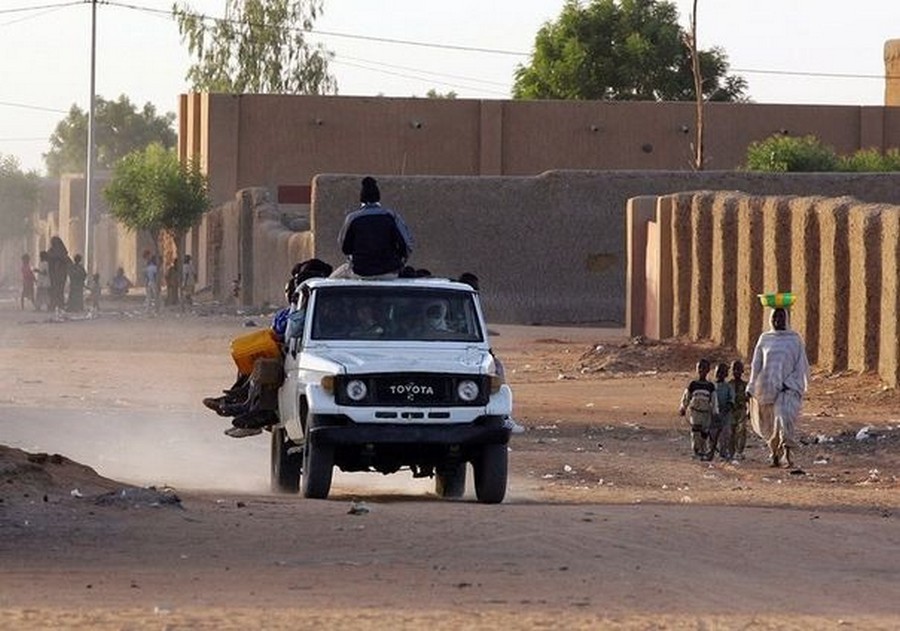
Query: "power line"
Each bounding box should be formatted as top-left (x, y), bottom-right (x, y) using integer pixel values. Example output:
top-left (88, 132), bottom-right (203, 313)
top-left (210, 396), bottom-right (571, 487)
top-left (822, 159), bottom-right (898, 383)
top-left (332, 55), bottom-right (512, 95)
top-left (108, 0), bottom-right (899, 83)
top-left (106, 0), bottom-right (527, 57)
top-left (332, 58), bottom-right (510, 97)
top-left (0, 100), bottom-right (69, 114)
top-left (337, 54), bottom-right (510, 89)
top-left (734, 67), bottom-right (890, 80)
top-left (0, 3), bottom-right (72, 27)
top-left (0, 1), bottom-right (82, 16)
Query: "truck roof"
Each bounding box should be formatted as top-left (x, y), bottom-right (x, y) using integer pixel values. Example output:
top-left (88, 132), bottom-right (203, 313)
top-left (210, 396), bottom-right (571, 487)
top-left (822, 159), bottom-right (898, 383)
top-left (302, 276), bottom-right (477, 293)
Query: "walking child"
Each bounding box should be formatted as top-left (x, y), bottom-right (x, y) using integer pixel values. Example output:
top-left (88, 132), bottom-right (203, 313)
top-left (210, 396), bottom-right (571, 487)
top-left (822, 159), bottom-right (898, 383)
top-left (711, 362), bottom-right (735, 460)
top-left (729, 360), bottom-right (749, 460)
top-left (35, 251), bottom-right (51, 311)
top-left (20, 253), bottom-right (35, 310)
top-left (181, 254), bottom-right (196, 310)
top-left (679, 358), bottom-right (718, 460)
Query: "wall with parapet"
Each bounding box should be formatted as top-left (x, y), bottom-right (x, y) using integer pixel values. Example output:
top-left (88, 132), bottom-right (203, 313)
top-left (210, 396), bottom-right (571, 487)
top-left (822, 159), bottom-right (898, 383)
top-left (180, 93), bottom-right (900, 206)
top-left (629, 191), bottom-right (900, 385)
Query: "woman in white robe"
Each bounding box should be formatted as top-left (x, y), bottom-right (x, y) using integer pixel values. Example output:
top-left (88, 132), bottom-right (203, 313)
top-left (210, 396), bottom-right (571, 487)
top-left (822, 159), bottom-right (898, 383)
top-left (747, 307), bottom-right (810, 468)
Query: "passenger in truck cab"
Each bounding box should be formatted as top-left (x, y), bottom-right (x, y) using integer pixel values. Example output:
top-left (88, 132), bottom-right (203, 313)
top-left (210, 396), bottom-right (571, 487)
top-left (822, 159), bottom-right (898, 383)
top-left (423, 300), bottom-right (451, 332)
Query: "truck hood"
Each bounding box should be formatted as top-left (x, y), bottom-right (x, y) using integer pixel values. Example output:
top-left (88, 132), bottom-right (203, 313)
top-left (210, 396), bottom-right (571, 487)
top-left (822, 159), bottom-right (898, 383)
top-left (301, 343), bottom-right (494, 375)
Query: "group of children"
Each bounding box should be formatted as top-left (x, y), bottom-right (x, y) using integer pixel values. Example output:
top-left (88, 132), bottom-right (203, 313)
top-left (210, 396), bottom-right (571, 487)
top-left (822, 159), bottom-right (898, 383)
top-left (678, 358), bottom-right (749, 462)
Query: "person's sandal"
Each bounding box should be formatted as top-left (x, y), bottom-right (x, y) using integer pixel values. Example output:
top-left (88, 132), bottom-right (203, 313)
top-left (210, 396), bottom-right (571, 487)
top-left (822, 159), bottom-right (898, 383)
top-left (783, 447), bottom-right (793, 468)
top-left (224, 426), bottom-right (262, 438)
top-left (232, 409), bottom-right (279, 429)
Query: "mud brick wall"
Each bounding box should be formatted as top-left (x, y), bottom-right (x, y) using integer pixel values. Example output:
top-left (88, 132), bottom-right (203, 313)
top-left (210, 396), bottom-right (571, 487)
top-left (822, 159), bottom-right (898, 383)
top-left (879, 211), bottom-right (900, 382)
top-left (789, 199), bottom-right (820, 363)
top-left (632, 191), bottom-right (900, 386)
top-left (816, 198), bottom-right (852, 372)
top-left (202, 188), bottom-right (315, 305)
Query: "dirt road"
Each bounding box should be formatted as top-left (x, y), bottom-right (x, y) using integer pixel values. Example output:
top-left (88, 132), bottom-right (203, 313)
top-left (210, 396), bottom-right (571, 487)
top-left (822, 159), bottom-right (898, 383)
top-left (0, 299), bottom-right (897, 629)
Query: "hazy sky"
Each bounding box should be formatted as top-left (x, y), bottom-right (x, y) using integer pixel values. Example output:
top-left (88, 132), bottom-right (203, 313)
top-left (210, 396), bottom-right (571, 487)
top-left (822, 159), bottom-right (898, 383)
top-left (2, 0), bottom-right (898, 174)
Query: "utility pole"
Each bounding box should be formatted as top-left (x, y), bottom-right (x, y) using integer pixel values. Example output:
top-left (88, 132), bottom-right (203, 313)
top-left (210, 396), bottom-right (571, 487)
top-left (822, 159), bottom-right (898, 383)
top-left (84, 0), bottom-right (98, 272)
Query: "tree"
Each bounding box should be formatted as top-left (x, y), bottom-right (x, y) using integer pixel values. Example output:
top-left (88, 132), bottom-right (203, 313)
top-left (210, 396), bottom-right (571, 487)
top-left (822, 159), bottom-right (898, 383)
top-left (684, 0), bottom-right (703, 170)
top-left (173, 0), bottom-right (337, 94)
top-left (425, 89), bottom-right (458, 99)
top-left (512, 0), bottom-right (747, 102)
top-left (0, 154), bottom-right (40, 239)
top-left (103, 144), bottom-right (209, 259)
top-left (44, 95), bottom-right (176, 177)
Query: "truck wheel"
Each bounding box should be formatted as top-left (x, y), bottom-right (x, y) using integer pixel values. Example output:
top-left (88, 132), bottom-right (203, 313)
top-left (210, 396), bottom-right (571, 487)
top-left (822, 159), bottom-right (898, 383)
top-left (301, 439), bottom-right (334, 499)
top-left (435, 463), bottom-right (467, 499)
top-left (270, 426), bottom-right (301, 494)
top-left (473, 444), bottom-right (507, 504)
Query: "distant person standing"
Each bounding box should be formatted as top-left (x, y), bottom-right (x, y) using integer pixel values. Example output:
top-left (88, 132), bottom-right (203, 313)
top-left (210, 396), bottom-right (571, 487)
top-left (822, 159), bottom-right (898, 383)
top-left (66, 253), bottom-right (87, 312)
top-left (181, 254), bottom-right (196, 309)
top-left (87, 272), bottom-right (101, 316)
top-left (20, 253), bottom-right (35, 310)
top-left (46, 236), bottom-right (71, 313)
top-left (747, 307), bottom-right (810, 468)
top-left (35, 251), bottom-right (51, 311)
top-left (144, 255), bottom-right (160, 311)
top-left (334, 176), bottom-right (414, 278)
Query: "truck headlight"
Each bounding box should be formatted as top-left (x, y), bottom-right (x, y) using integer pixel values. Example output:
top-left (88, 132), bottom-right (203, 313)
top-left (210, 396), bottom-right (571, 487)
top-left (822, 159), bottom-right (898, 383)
top-left (346, 379), bottom-right (368, 402)
top-left (457, 379), bottom-right (479, 402)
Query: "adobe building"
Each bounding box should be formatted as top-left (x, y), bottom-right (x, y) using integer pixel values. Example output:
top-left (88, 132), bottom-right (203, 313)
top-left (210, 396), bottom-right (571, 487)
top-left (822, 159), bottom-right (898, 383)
top-left (179, 94), bottom-right (900, 207)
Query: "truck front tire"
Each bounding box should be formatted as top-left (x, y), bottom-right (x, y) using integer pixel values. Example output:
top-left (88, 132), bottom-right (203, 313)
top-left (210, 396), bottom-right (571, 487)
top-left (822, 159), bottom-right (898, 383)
top-left (270, 426), bottom-right (302, 494)
top-left (301, 439), bottom-right (334, 499)
top-left (473, 444), bottom-right (507, 504)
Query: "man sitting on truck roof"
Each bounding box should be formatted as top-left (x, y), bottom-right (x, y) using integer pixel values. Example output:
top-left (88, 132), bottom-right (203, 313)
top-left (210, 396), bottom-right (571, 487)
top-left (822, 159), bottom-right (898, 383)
top-left (333, 176), bottom-right (414, 279)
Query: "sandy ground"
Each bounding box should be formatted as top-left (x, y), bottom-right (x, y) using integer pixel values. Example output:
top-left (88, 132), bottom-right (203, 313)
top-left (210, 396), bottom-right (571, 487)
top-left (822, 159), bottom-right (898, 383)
top-left (0, 294), bottom-right (898, 630)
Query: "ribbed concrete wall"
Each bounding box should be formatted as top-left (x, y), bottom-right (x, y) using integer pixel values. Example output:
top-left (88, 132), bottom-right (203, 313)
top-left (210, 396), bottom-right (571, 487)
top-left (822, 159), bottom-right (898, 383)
top-left (632, 191), bottom-right (900, 386)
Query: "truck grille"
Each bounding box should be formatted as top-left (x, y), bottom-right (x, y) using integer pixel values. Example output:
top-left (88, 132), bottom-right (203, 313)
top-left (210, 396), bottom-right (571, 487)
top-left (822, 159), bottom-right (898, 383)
top-left (334, 373), bottom-right (489, 407)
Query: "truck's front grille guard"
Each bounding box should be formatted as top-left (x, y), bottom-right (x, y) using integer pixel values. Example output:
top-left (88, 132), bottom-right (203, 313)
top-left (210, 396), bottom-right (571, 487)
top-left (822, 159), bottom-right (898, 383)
top-left (334, 373), bottom-right (489, 407)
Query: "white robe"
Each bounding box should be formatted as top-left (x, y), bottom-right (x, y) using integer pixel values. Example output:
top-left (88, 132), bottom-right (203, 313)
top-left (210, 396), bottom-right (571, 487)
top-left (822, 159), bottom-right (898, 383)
top-left (747, 328), bottom-right (810, 456)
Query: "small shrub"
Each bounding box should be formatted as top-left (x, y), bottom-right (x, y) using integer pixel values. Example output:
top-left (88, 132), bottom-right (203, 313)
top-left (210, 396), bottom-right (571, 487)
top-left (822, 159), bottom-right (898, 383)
top-left (839, 147), bottom-right (900, 172)
top-left (745, 134), bottom-right (839, 172)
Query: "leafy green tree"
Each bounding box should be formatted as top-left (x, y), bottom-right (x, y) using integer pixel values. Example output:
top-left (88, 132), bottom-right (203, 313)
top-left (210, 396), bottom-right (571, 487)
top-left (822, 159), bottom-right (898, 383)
top-left (104, 144), bottom-right (209, 258)
top-left (513, 0), bottom-right (747, 102)
top-left (173, 0), bottom-right (337, 94)
top-left (0, 154), bottom-right (40, 239)
top-left (44, 95), bottom-right (176, 177)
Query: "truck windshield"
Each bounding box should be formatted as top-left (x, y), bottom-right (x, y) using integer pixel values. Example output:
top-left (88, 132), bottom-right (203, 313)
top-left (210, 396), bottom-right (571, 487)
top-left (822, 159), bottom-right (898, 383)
top-left (310, 286), bottom-right (484, 342)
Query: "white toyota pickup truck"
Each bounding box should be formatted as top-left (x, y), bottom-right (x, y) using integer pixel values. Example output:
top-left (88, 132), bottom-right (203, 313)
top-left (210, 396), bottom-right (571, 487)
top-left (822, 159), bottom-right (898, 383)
top-left (274, 277), bottom-right (514, 503)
